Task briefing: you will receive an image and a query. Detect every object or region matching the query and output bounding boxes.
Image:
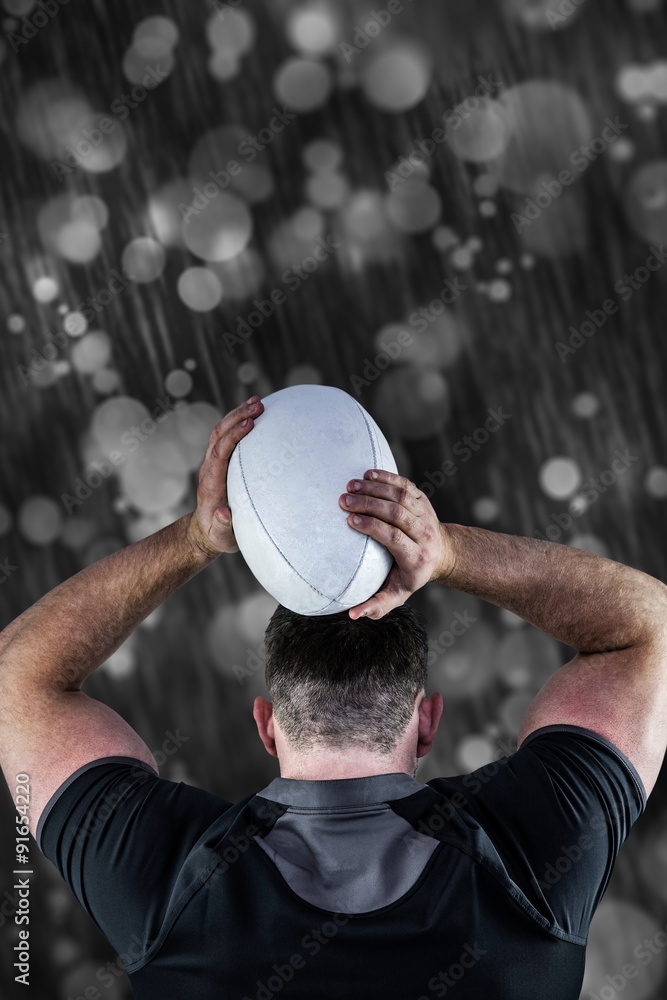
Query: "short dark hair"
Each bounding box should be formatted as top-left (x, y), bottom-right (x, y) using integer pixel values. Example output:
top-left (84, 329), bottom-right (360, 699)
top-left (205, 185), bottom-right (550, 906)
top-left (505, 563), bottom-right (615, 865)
top-left (264, 603), bottom-right (429, 755)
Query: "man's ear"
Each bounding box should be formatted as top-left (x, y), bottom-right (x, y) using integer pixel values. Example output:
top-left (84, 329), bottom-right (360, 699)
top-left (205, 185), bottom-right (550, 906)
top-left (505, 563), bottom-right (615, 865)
top-left (416, 692), bottom-right (444, 759)
top-left (253, 696), bottom-right (278, 757)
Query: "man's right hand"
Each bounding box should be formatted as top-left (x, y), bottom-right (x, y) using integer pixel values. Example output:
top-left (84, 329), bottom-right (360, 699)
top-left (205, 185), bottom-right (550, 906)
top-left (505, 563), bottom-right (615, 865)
top-left (339, 469), bottom-right (454, 620)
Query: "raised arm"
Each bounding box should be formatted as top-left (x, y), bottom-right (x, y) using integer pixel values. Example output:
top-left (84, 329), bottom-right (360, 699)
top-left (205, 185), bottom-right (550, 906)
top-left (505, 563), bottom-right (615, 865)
top-left (340, 468), bottom-right (667, 797)
top-left (0, 395), bottom-right (264, 836)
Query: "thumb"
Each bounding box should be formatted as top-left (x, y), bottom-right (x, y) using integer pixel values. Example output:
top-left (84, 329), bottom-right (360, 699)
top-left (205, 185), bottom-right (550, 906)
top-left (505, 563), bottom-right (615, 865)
top-left (212, 507), bottom-right (239, 554)
top-left (349, 568), bottom-right (409, 620)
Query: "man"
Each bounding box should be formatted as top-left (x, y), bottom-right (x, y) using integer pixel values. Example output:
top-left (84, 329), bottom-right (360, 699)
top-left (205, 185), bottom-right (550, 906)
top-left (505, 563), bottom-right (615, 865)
top-left (0, 394), bottom-right (665, 999)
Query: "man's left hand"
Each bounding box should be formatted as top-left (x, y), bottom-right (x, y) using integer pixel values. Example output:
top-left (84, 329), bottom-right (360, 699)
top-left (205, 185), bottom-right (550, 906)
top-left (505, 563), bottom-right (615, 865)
top-left (186, 395), bottom-right (264, 559)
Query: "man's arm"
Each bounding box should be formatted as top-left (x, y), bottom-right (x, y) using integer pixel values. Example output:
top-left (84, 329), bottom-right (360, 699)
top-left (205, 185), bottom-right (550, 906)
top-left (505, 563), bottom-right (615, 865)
top-left (0, 395), bottom-right (264, 837)
top-left (339, 468), bottom-right (667, 798)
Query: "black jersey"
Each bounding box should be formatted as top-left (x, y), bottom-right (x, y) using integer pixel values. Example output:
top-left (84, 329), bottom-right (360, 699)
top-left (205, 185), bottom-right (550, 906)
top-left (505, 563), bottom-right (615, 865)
top-left (37, 724), bottom-right (646, 999)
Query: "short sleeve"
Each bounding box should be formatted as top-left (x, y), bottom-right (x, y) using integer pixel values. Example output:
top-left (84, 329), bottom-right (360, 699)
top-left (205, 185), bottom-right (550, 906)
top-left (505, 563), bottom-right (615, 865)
top-left (430, 724), bottom-right (647, 942)
top-left (37, 756), bottom-right (233, 964)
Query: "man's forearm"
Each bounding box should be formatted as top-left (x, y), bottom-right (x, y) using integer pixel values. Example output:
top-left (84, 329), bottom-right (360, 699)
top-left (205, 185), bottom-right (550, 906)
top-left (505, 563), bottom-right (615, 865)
top-left (0, 512), bottom-right (217, 691)
top-left (437, 523), bottom-right (667, 653)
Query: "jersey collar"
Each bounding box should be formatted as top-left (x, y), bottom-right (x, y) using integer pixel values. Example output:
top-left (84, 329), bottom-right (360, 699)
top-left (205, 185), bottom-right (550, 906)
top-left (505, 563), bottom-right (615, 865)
top-left (255, 771), bottom-right (423, 807)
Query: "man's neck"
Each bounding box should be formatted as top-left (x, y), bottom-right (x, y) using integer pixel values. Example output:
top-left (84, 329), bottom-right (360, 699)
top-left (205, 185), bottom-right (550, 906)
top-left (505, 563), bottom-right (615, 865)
top-left (278, 753), bottom-right (418, 781)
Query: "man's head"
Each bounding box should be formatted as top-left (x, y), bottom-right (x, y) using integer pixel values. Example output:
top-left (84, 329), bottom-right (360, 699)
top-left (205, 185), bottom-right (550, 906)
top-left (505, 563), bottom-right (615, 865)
top-left (252, 603), bottom-right (443, 779)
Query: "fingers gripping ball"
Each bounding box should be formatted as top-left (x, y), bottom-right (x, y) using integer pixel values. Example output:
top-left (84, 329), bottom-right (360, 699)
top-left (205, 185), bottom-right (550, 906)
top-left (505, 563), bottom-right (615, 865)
top-left (226, 384), bottom-right (398, 615)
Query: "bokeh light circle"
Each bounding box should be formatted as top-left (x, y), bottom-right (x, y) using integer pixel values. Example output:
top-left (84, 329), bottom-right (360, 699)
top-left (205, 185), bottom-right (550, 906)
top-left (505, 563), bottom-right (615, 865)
top-left (386, 180), bottom-right (441, 233)
top-left (274, 57), bottom-right (333, 112)
top-left (493, 81), bottom-right (594, 195)
top-left (206, 7), bottom-right (256, 57)
top-left (121, 237), bottom-right (165, 283)
top-left (571, 391), bottom-right (600, 418)
top-left (645, 466), bottom-right (667, 498)
top-left (472, 496), bottom-right (500, 523)
top-left (303, 138), bottom-right (343, 171)
top-left (447, 102), bottom-right (510, 162)
top-left (65, 111), bottom-right (128, 174)
top-left (32, 275), bottom-right (59, 302)
top-left (539, 456), bottom-right (582, 499)
top-left (64, 311), bottom-right (87, 337)
top-left (177, 267), bottom-right (223, 311)
top-left (18, 496), bottom-right (63, 545)
top-left (164, 368), bottom-right (193, 398)
top-left (306, 171), bottom-right (349, 209)
top-left (456, 735), bottom-right (496, 772)
top-left (182, 191), bottom-right (253, 262)
top-left (624, 161), bottom-right (667, 244)
top-left (134, 15), bottom-right (179, 50)
top-left (361, 42), bottom-right (433, 113)
top-left (71, 331), bottom-right (112, 373)
top-left (373, 366), bottom-right (449, 440)
top-left (286, 4), bottom-right (339, 55)
top-left (285, 364), bottom-right (323, 386)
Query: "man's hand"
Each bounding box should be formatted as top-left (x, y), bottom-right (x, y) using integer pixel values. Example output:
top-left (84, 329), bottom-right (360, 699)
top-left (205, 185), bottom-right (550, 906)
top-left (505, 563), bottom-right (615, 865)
top-left (187, 395), bottom-right (264, 559)
top-left (339, 469), bottom-right (454, 620)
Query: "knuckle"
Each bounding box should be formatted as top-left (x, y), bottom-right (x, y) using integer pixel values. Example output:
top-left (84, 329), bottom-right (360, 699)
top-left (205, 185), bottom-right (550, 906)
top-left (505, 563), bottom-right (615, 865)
top-left (397, 486), bottom-right (409, 505)
top-left (395, 504), bottom-right (411, 526)
top-left (389, 526), bottom-right (403, 546)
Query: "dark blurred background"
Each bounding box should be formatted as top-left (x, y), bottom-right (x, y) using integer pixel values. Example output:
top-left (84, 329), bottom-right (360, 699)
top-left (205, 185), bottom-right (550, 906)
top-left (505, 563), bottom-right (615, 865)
top-left (1, 0), bottom-right (667, 996)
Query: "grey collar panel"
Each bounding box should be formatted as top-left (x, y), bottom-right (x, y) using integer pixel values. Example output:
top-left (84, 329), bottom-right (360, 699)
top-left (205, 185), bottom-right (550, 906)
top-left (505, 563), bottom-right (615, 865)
top-left (255, 771), bottom-right (424, 807)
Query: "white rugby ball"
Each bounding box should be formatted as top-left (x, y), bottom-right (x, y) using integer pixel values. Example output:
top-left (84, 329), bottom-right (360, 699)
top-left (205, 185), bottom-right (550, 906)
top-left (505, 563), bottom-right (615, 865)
top-left (227, 384), bottom-right (398, 615)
